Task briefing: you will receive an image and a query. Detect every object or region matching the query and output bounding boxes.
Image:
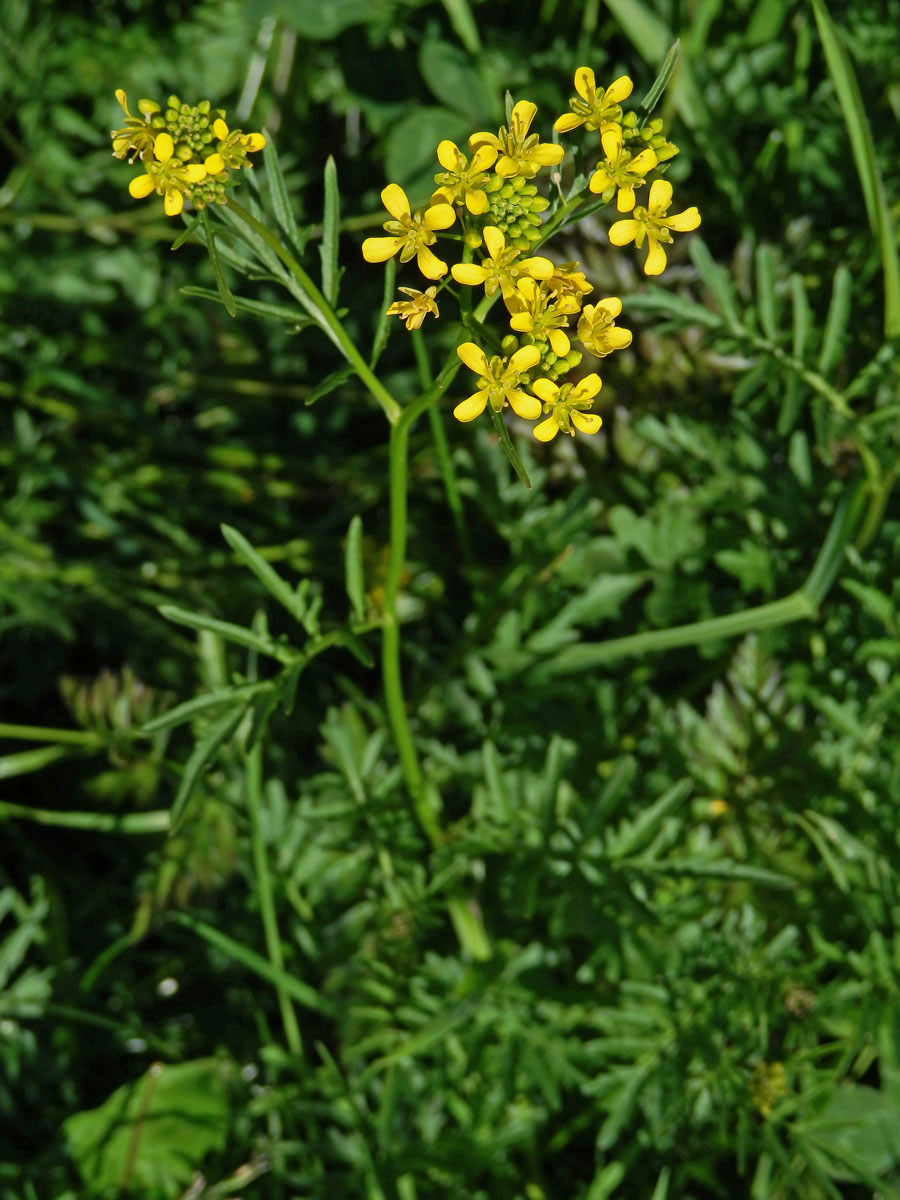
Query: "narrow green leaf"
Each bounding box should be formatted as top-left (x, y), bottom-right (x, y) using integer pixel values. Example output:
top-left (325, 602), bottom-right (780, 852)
top-left (220, 524), bottom-right (308, 624)
top-left (801, 475), bottom-right (867, 607)
top-left (320, 155), bottom-right (340, 306)
top-left (370, 257), bottom-right (396, 366)
top-left (0, 723), bottom-right (100, 746)
top-left (811, 0), bottom-right (900, 337)
top-left (179, 286), bottom-right (316, 326)
top-left (628, 857), bottom-right (798, 888)
top-left (200, 208), bottom-right (236, 318)
top-left (791, 272), bottom-right (812, 361)
top-left (170, 704), bottom-right (247, 831)
top-left (488, 407), bottom-right (531, 488)
top-left (439, 0), bottom-right (481, 55)
top-left (0, 743), bottom-right (80, 780)
top-left (755, 243), bottom-right (778, 341)
top-left (141, 681), bottom-right (276, 734)
top-left (170, 911), bottom-right (329, 1013)
top-left (344, 515), bottom-right (366, 621)
top-left (817, 264), bottom-right (852, 374)
top-left (607, 778), bottom-right (692, 859)
top-left (172, 211), bottom-right (202, 251)
top-left (690, 238), bottom-right (741, 328)
top-left (262, 134), bottom-right (301, 250)
top-left (0, 801), bottom-right (169, 833)
top-left (305, 363), bottom-right (355, 406)
top-left (159, 604), bottom-right (296, 663)
top-left (640, 39), bottom-right (680, 115)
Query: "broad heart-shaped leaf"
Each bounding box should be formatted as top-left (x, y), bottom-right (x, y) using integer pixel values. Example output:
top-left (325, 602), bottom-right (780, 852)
top-left (796, 1084), bottom-right (900, 1182)
top-left (418, 38), bottom-right (494, 123)
top-left (64, 1057), bottom-right (235, 1198)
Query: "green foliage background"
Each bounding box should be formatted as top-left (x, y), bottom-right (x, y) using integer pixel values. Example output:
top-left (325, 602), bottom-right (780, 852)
top-left (2, 0), bottom-right (900, 1196)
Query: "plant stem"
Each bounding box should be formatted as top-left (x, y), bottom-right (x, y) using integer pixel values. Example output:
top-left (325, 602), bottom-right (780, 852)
top-left (227, 199), bottom-right (401, 424)
top-left (244, 740), bottom-right (304, 1056)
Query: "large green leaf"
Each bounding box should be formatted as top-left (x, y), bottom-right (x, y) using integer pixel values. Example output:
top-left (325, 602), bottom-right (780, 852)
top-left (64, 1057), bottom-right (235, 1198)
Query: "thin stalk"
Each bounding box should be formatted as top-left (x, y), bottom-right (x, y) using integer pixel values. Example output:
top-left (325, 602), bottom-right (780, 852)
top-left (245, 741), bottom-right (303, 1056)
top-left (411, 330), bottom-right (473, 568)
top-left (227, 199), bottom-right (401, 424)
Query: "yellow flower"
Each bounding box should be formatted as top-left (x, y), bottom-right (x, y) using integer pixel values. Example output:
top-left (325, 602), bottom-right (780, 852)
top-left (589, 126), bottom-right (657, 212)
top-left (127, 132), bottom-right (208, 216)
top-left (212, 118), bottom-right (266, 170)
top-left (505, 278), bottom-right (581, 357)
top-left (453, 342), bottom-right (542, 423)
top-left (531, 374), bottom-right (603, 441)
top-left (608, 179), bottom-right (701, 275)
top-left (547, 261), bottom-right (593, 303)
top-left (469, 101), bottom-right (564, 180)
top-left (385, 286), bottom-right (440, 330)
top-left (110, 89), bottom-right (160, 162)
top-left (362, 184), bottom-right (456, 280)
top-left (451, 226), bottom-right (554, 299)
top-left (555, 70), bottom-right (632, 134)
top-left (577, 298), bottom-right (632, 357)
top-left (432, 141), bottom-right (497, 214)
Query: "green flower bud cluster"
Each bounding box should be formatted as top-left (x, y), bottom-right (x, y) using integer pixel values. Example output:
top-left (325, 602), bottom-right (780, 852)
top-left (502, 333), bottom-right (583, 382)
top-left (621, 112), bottom-right (679, 163)
top-left (484, 175), bottom-right (549, 251)
top-left (152, 95), bottom-right (226, 161)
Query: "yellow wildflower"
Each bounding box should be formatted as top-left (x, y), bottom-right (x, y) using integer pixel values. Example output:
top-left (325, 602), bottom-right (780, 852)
top-left (505, 278), bottom-right (581, 357)
top-left (469, 101), bottom-right (564, 180)
top-left (451, 226), bottom-right (554, 299)
top-left (212, 118), bottom-right (266, 170)
top-left (362, 184), bottom-right (456, 280)
top-left (385, 286), bottom-right (440, 331)
top-left (577, 298), bottom-right (632, 357)
top-left (547, 261), bottom-right (593, 303)
top-left (749, 1062), bottom-right (788, 1118)
top-left (127, 132), bottom-right (208, 217)
top-left (531, 374), bottom-right (603, 441)
top-left (110, 89), bottom-right (160, 162)
top-left (453, 342), bottom-right (542, 423)
top-left (554, 70), bottom-right (632, 134)
top-left (608, 179), bottom-right (701, 275)
top-left (432, 141), bottom-right (497, 214)
top-left (589, 126), bottom-right (657, 212)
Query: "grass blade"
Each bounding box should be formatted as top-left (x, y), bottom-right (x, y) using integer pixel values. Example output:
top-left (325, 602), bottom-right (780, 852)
top-left (320, 154), bottom-right (340, 306)
top-left (345, 514), bottom-right (365, 621)
top-left (262, 134), bottom-right (301, 249)
top-left (817, 264), bottom-right (852, 374)
top-left (0, 802), bottom-right (169, 833)
top-left (159, 604), bottom-right (295, 663)
top-left (640, 39), bottom-right (680, 115)
top-left (169, 704), bottom-right (247, 831)
top-left (200, 208), bottom-right (236, 318)
top-left (811, 0), bottom-right (900, 337)
top-left (220, 523), bottom-right (308, 624)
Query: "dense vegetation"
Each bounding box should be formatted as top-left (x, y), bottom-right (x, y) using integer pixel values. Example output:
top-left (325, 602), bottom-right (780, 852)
top-left (2, 0), bottom-right (900, 1196)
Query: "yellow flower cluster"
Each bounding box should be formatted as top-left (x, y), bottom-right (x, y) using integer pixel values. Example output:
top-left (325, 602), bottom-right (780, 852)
top-left (362, 65), bottom-right (700, 442)
top-left (111, 90), bottom-right (265, 217)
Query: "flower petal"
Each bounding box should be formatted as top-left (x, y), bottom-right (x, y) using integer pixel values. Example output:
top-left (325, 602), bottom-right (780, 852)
top-left (128, 173), bottom-right (156, 198)
top-left (453, 392), bottom-right (487, 422)
top-left (572, 373), bottom-right (602, 400)
top-left (184, 164), bottom-right (207, 183)
top-left (519, 256), bottom-right (554, 279)
top-left (213, 119), bottom-right (229, 140)
top-left (589, 168), bottom-right (613, 195)
top-left (533, 416), bottom-right (559, 442)
top-left (507, 344), bottom-right (541, 373)
top-left (571, 411), bottom-right (603, 434)
top-left (468, 131), bottom-right (500, 151)
top-left (362, 236), bottom-right (404, 263)
top-left (381, 183), bottom-right (410, 220)
top-left (436, 140), bottom-right (462, 171)
top-left (608, 220), bottom-right (639, 247)
top-left (510, 100), bottom-right (537, 135)
top-left (507, 390), bottom-right (541, 419)
top-left (605, 75), bottom-right (633, 104)
top-left (470, 144), bottom-right (498, 171)
top-left (529, 143), bottom-right (565, 166)
top-left (598, 296), bottom-right (623, 318)
top-left (416, 244), bottom-right (448, 279)
top-left (154, 132), bottom-right (174, 164)
top-left (244, 133), bottom-right (266, 151)
top-left (464, 188), bottom-right (489, 215)
top-left (508, 313), bottom-right (534, 333)
top-left (616, 186), bottom-right (635, 213)
top-left (451, 263), bottom-right (489, 286)
top-left (554, 113), bottom-right (585, 133)
top-left (494, 155), bottom-right (519, 178)
top-left (456, 342), bottom-right (490, 376)
top-left (574, 67), bottom-right (596, 101)
top-left (647, 178), bottom-right (673, 214)
top-left (631, 148), bottom-right (658, 175)
top-left (644, 239), bottom-right (668, 276)
top-left (607, 327), bottom-right (633, 349)
top-left (164, 187), bottom-right (184, 216)
top-left (532, 378), bottom-right (558, 403)
top-left (666, 206), bottom-right (702, 232)
top-left (203, 153), bottom-right (225, 174)
top-left (600, 127), bottom-right (622, 162)
top-left (115, 88), bottom-right (129, 111)
top-left (423, 202), bottom-right (456, 231)
top-left (483, 226), bottom-right (506, 260)
top-left (548, 328), bottom-right (570, 357)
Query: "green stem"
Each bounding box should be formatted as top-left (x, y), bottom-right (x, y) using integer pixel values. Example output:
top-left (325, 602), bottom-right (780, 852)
top-left (245, 741), bottom-right (304, 1056)
top-left (227, 199), bottom-right (402, 424)
top-left (411, 330), bottom-right (473, 568)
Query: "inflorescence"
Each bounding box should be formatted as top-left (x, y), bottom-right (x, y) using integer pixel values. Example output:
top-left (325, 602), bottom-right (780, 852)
top-left (363, 67), bottom-right (701, 442)
top-left (111, 90), bottom-right (265, 216)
